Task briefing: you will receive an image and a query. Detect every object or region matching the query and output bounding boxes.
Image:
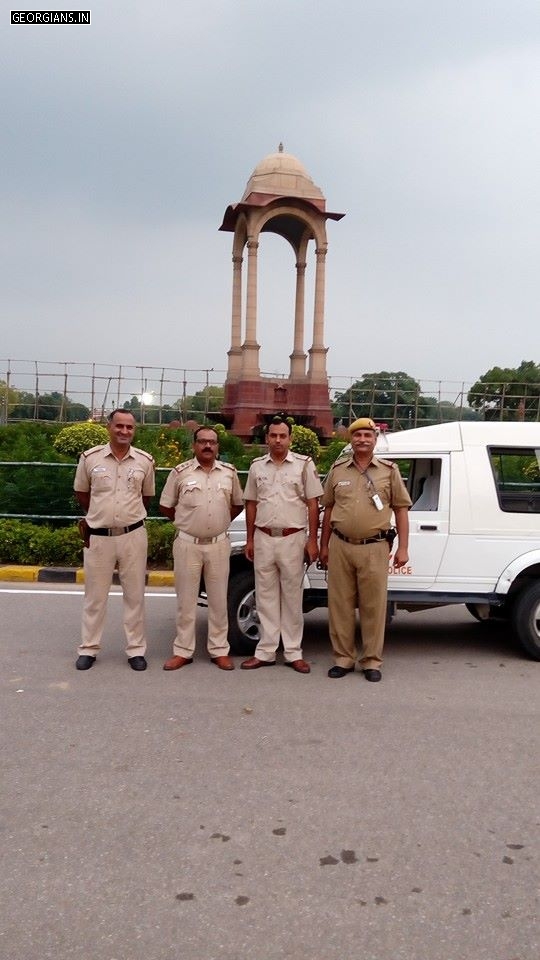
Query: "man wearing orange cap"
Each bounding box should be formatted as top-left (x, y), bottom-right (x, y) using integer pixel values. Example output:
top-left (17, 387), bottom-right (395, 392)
top-left (319, 418), bottom-right (411, 681)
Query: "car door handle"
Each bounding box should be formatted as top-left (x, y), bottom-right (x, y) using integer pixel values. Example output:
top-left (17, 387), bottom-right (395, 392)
top-left (419, 524), bottom-right (439, 530)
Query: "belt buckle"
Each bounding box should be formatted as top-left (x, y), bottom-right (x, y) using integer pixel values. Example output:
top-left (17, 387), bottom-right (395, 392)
top-left (272, 528), bottom-right (283, 537)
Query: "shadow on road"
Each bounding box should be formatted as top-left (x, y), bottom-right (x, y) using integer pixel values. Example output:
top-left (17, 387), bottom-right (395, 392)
top-left (301, 605), bottom-right (526, 664)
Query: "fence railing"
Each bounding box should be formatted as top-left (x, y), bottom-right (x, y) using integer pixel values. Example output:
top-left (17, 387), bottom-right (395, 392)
top-left (1, 359), bottom-right (539, 427)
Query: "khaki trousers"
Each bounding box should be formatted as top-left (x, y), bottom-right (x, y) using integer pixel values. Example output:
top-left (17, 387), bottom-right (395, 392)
top-left (327, 534), bottom-right (389, 670)
top-left (78, 525), bottom-right (148, 657)
top-left (253, 528), bottom-right (306, 663)
top-left (172, 536), bottom-right (230, 659)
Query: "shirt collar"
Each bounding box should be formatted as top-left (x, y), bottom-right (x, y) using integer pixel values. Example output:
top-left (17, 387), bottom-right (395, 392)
top-left (347, 455), bottom-right (380, 470)
top-left (263, 450), bottom-right (294, 464)
top-left (194, 458), bottom-right (222, 471)
top-left (104, 442), bottom-right (134, 461)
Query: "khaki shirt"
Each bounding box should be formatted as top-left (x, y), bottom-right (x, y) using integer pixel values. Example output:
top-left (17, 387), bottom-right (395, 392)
top-left (321, 455), bottom-right (411, 539)
top-left (74, 443), bottom-right (155, 528)
top-left (160, 458), bottom-right (244, 538)
top-left (243, 451), bottom-right (323, 529)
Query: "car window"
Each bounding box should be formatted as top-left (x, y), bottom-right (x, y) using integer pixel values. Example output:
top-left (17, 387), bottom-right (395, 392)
top-left (489, 446), bottom-right (540, 513)
top-left (409, 461), bottom-right (441, 510)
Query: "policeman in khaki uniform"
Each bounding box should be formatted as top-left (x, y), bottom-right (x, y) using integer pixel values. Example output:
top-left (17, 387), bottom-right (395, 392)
top-left (319, 417), bottom-right (411, 682)
top-left (241, 416), bottom-right (323, 674)
top-left (160, 426), bottom-right (244, 671)
top-left (74, 409), bottom-right (155, 671)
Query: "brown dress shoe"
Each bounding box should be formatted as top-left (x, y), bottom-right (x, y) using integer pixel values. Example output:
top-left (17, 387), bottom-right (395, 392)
top-left (286, 659), bottom-right (311, 674)
top-left (240, 656), bottom-right (276, 669)
top-left (211, 655), bottom-right (235, 671)
top-left (163, 655), bottom-right (194, 671)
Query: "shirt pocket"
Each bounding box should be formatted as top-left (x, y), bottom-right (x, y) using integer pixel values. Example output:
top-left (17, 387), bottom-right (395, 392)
top-left (181, 481), bottom-right (203, 505)
top-left (215, 478), bottom-right (232, 503)
top-left (91, 467), bottom-right (113, 492)
top-left (334, 479), bottom-right (355, 504)
top-left (127, 468), bottom-right (146, 494)
top-left (255, 475), bottom-right (274, 499)
top-left (279, 476), bottom-right (302, 501)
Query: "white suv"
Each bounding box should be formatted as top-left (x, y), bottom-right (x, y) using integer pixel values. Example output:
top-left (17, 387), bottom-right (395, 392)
top-left (200, 422), bottom-right (540, 660)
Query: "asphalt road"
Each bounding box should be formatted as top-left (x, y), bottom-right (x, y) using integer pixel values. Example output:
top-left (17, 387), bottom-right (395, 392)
top-left (1, 584), bottom-right (538, 960)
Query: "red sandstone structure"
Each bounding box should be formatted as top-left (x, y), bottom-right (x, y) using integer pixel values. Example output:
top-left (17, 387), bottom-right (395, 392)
top-left (218, 146), bottom-right (344, 440)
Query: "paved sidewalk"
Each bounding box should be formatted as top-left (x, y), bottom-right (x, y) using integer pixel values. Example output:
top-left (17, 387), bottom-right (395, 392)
top-left (0, 564), bottom-right (174, 586)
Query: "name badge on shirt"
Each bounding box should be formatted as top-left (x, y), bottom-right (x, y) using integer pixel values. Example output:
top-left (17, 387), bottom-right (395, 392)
top-left (336, 480), bottom-right (351, 486)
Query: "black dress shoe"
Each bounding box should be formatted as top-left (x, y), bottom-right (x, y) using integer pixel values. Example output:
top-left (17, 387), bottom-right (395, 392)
top-left (327, 665), bottom-right (355, 678)
top-left (76, 655), bottom-right (96, 670)
top-left (363, 668), bottom-right (382, 682)
top-left (128, 656), bottom-right (147, 671)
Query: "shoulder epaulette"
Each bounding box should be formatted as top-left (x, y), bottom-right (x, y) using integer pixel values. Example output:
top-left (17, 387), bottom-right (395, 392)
top-left (251, 454), bottom-right (267, 464)
top-left (292, 452), bottom-right (309, 462)
top-left (219, 461), bottom-right (237, 471)
top-left (377, 457), bottom-right (397, 468)
top-left (332, 454), bottom-right (353, 468)
top-left (174, 460), bottom-right (193, 474)
top-left (133, 446), bottom-right (154, 463)
top-left (82, 444), bottom-right (106, 457)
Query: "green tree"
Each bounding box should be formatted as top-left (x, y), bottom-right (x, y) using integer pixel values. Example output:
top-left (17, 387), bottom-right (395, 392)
top-left (121, 397), bottom-right (182, 424)
top-left (0, 381), bottom-right (20, 423)
top-left (38, 391), bottom-right (80, 421)
top-left (436, 401), bottom-right (481, 422)
top-left (332, 371), bottom-right (435, 429)
top-left (468, 361), bottom-right (540, 420)
top-left (6, 389), bottom-right (35, 419)
top-left (178, 386), bottom-right (225, 422)
top-left (11, 390), bottom-right (91, 422)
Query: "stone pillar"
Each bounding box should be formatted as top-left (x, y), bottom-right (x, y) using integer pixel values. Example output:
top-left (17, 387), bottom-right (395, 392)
top-left (289, 259), bottom-right (307, 379)
top-left (241, 239), bottom-right (260, 378)
top-left (227, 253), bottom-right (243, 381)
top-left (307, 245), bottom-right (328, 382)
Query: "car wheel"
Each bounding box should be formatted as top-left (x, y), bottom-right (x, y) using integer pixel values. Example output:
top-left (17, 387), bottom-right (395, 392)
top-left (227, 570), bottom-right (259, 656)
top-left (511, 582), bottom-right (540, 661)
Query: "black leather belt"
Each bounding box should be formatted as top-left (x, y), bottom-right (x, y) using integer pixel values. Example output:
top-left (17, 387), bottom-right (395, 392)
top-left (332, 528), bottom-right (389, 546)
top-left (89, 520), bottom-right (144, 537)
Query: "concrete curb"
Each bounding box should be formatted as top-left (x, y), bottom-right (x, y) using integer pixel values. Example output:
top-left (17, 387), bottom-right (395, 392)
top-left (0, 565), bottom-right (174, 587)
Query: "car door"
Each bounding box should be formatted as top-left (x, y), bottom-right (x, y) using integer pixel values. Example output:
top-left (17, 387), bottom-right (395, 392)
top-left (388, 454), bottom-right (450, 591)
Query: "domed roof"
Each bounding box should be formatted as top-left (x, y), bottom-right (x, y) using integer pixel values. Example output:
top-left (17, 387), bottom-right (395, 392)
top-left (241, 145), bottom-right (325, 203)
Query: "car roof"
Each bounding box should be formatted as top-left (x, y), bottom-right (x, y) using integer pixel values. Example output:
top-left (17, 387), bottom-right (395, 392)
top-left (338, 422), bottom-right (540, 458)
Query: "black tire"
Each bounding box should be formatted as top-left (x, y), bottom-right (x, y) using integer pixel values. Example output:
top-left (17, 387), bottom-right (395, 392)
top-left (511, 582), bottom-right (540, 661)
top-left (227, 569), bottom-right (259, 656)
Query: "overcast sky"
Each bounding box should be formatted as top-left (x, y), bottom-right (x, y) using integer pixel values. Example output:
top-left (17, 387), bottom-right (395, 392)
top-left (2, 0), bottom-right (539, 397)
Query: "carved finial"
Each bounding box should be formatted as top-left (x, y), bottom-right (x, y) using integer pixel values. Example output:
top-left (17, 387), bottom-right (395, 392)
top-left (278, 142), bottom-right (284, 153)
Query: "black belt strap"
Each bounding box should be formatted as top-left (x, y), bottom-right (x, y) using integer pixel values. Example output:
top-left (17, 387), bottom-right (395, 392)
top-left (89, 520), bottom-right (144, 537)
top-left (332, 528), bottom-right (389, 546)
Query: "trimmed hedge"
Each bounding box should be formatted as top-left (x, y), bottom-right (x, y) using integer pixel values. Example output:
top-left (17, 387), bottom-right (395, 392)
top-left (0, 519), bottom-right (175, 569)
